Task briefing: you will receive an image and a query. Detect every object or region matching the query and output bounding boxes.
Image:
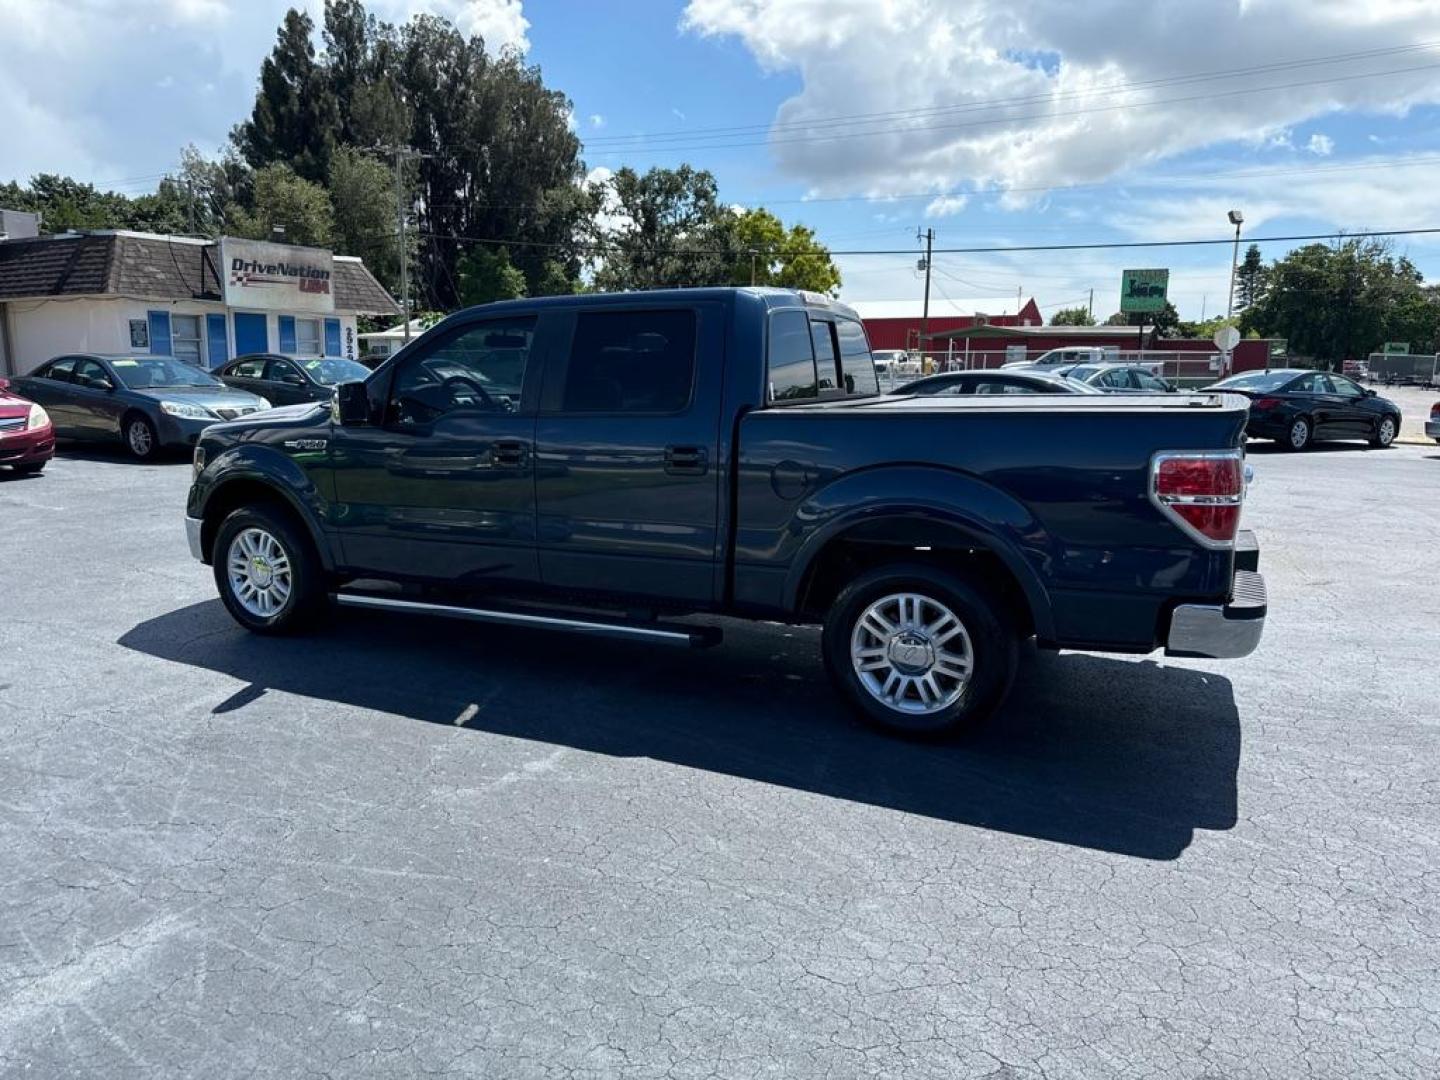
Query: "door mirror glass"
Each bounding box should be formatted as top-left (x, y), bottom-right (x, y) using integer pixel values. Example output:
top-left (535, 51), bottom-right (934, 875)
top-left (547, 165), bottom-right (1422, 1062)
top-left (334, 380), bottom-right (370, 426)
top-left (1364, 387), bottom-right (1377, 397)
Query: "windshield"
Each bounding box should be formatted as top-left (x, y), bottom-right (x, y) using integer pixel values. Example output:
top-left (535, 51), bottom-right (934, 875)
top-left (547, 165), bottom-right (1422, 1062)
top-left (109, 357), bottom-right (222, 389)
top-left (300, 358), bottom-right (372, 386)
top-left (1066, 365), bottom-right (1100, 381)
top-left (1213, 370), bottom-right (1297, 392)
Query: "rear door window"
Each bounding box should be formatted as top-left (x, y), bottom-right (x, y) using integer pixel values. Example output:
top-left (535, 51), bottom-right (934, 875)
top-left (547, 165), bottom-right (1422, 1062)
top-left (810, 320), bottom-right (839, 393)
top-left (42, 357), bottom-right (77, 383)
top-left (835, 317), bottom-right (879, 395)
top-left (559, 309), bottom-right (696, 414)
top-left (230, 358), bottom-right (267, 379)
top-left (767, 310), bottom-right (818, 401)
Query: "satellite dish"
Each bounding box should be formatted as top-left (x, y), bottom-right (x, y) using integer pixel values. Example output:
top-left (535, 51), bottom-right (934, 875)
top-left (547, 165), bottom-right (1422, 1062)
top-left (1213, 326), bottom-right (1241, 351)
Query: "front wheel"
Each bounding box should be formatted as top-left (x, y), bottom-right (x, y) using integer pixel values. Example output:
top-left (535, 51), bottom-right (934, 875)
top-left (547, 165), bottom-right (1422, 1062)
top-left (213, 505), bottom-right (324, 634)
top-left (1284, 416), bottom-right (1312, 451)
top-left (12, 461), bottom-right (45, 475)
top-left (822, 564), bottom-right (1018, 738)
top-left (1370, 414), bottom-right (1397, 448)
top-left (124, 414), bottom-right (159, 460)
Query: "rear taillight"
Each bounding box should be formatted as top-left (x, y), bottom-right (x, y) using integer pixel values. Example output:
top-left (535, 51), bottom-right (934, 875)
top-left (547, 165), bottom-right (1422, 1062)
top-left (1251, 396), bottom-right (1281, 410)
top-left (1151, 451), bottom-right (1244, 547)
top-left (1430, 402), bottom-right (1440, 420)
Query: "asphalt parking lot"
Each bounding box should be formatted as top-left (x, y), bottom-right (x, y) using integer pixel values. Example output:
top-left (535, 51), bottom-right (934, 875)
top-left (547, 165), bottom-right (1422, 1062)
top-left (2, 440), bottom-right (1438, 1078)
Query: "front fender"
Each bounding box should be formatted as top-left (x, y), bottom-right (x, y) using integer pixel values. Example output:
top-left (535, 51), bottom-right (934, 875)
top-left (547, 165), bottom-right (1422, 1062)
top-left (780, 465), bottom-right (1057, 639)
top-left (189, 443), bottom-right (337, 570)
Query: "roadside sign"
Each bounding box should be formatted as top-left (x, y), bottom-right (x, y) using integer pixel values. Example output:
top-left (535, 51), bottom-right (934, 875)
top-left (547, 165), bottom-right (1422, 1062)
top-left (1213, 326), bottom-right (1241, 352)
top-left (1120, 269), bottom-right (1169, 314)
top-left (1382, 341), bottom-right (1410, 355)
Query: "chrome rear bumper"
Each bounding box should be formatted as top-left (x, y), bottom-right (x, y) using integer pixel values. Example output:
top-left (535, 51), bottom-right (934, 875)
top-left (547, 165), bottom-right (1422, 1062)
top-left (1165, 570), bottom-right (1267, 659)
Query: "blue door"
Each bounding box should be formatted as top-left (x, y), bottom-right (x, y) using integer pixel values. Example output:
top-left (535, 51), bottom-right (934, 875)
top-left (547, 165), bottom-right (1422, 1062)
top-left (233, 312), bottom-right (268, 355)
top-left (324, 318), bottom-right (342, 357)
top-left (147, 311), bottom-right (172, 356)
top-left (278, 315), bottom-right (296, 353)
top-left (206, 313), bottom-right (229, 369)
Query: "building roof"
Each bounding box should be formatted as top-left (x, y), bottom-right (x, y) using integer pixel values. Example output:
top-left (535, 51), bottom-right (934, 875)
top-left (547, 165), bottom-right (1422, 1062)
top-left (0, 231), bottom-right (400, 316)
top-left (926, 323), bottom-right (1153, 341)
top-left (847, 296), bottom-right (1034, 320)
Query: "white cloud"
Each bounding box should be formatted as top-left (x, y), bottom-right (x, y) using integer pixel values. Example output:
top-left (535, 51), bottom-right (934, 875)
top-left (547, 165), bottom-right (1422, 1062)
top-left (924, 194), bottom-right (969, 217)
top-left (681, 0), bottom-right (1440, 201)
top-left (1307, 132), bottom-right (1335, 156)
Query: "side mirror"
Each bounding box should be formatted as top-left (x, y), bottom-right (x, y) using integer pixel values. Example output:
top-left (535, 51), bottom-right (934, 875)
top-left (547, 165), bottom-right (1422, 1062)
top-left (333, 380), bottom-right (370, 426)
top-left (281, 374), bottom-right (305, 386)
top-left (0, 377), bottom-right (10, 392)
top-left (1364, 388), bottom-right (1377, 397)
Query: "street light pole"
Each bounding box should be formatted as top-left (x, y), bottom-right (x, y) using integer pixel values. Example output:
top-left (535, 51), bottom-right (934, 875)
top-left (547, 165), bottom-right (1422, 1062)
top-left (1225, 209), bottom-right (1244, 320)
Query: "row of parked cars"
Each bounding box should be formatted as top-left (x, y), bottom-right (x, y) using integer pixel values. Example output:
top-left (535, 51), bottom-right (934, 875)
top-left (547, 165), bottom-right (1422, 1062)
top-left (0, 340), bottom-right (1418, 477)
top-left (890, 362), bottom-right (1408, 450)
top-left (0, 352), bottom-right (372, 466)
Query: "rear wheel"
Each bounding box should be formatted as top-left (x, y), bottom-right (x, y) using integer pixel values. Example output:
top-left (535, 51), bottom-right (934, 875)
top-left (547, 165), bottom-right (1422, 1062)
top-left (213, 505), bottom-right (324, 634)
top-left (13, 461), bottom-right (45, 475)
top-left (1370, 414), bottom-right (1397, 448)
top-left (1284, 416), bottom-right (1311, 451)
top-left (822, 564), bottom-right (1018, 738)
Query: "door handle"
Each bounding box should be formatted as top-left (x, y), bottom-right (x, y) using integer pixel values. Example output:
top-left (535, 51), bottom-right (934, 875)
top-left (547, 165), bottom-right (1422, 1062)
top-left (664, 445), bottom-right (708, 476)
top-left (492, 440), bottom-right (527, 468)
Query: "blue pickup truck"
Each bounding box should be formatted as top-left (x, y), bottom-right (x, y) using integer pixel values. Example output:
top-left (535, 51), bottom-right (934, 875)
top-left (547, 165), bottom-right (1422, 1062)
top-left (184, 288), bottom-right (1265, 737)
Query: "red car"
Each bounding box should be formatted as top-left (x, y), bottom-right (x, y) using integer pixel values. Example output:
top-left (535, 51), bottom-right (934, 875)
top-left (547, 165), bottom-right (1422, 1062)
top-left (0, 378), bottom-right (55, 475)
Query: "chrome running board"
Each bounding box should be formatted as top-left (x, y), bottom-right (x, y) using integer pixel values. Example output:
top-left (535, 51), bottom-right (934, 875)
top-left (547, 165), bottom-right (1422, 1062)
top-left (334, 592), bottom-right (721, 648)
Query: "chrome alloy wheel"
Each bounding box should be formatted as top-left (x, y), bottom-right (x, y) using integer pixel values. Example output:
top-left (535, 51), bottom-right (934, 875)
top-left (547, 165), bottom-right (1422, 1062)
top-left (226, 527), bottom-right (293, 618)
top-left (127, 419), bottom-right (153, 456)
top-left (1377, 416), bottom-right (1396, 446)
top-left (850, 592), bottom-right (974, 715)
top-left (1289, 419), bottom-right (1309, 449)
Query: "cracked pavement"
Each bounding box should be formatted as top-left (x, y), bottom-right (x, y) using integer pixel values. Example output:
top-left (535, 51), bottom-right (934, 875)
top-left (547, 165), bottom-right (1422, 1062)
top-left (1, 440), bottom-right (1437, 1077)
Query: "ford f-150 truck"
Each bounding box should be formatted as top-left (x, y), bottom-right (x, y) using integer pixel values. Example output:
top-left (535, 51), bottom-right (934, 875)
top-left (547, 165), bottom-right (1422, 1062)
top-left (184, 288), bottom-right (1265, 736)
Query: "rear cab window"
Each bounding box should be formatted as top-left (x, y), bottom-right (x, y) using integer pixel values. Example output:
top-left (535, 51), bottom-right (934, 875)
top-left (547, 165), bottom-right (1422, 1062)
top-left (558, 309), bottom-right (697, 414)
top-left (767, 307), bottom-right (878, 404)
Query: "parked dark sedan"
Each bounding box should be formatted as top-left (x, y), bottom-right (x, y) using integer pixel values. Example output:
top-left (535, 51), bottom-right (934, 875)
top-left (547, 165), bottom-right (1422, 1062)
top-left (886, 368), bottom-right (1104, 397)
top-left (1207, 368), bottom-right (1401, 450)
top-left (216, 353), bottom-right (373, 407)
top-left (10, 354), bottom-right (271, 459)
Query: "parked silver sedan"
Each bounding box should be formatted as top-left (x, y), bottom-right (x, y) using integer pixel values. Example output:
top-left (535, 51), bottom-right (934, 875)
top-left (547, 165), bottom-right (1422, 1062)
top-left (1053, 363), bottom-right (1176, 393)
top-left (10, 354), bottom-right (271, 459)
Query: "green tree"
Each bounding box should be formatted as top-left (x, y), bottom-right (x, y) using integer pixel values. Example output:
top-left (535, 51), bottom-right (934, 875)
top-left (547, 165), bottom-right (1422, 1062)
top-left (1233, 243), bottom-right (1267, 314)
top-left (1241, 237), bottom-right (1438, 364)
top-left (1050, 306), bottom-right (1095, 326)
top-left (1103, 302), bottom-right (1179, 336)
top-left (591, 165), bottom-right (734, 291)
top-left (534, 259), bottom-right (577, 296)
top-left (456, 246), bottom-right (527, 306)
top-left (235, 9), bottom-right (339, 184)
top-left (328, 145), bottom-right (399, 288)
top-left (226, 164), bottom-right (335, 247)
top-left (724, 207), bottom-right (841, 294)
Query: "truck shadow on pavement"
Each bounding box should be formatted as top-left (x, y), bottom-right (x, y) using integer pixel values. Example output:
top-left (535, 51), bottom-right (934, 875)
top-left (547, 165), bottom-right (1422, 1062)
top-left (119, 602), bottom-right (1240, 861)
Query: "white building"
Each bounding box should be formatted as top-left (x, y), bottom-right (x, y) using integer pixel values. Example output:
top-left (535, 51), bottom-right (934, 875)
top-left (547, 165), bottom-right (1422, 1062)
top-left (0, 230), bottom-right (399, 376)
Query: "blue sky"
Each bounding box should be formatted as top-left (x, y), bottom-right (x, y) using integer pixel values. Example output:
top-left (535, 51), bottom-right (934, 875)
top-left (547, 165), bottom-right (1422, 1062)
top-left (4, 0), bottom-right (1440, 318)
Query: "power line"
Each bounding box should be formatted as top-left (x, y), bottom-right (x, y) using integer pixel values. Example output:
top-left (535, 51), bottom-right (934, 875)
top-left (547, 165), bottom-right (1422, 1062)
top-left (584, 40), bottom-right (1440, 147)
top-left (413, 225), bottom-right (1440, 258)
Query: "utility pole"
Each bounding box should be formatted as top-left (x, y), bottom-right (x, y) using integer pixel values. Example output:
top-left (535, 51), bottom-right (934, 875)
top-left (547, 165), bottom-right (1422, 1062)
top-left (377, 146), bottom-right (432, 342)
top-left (1087, 288), bottom-right (1094, 320)
top-left (186, 179), bottom-right (196, 235)
top-left (750, 248), bottom-right (758, 287)
top-left (916, 227), bottom-right (934, 364)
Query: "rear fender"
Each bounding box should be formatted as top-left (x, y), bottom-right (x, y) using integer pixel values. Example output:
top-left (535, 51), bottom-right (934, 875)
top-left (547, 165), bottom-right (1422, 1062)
top-left (781, 465), bottom-right (1056, 639)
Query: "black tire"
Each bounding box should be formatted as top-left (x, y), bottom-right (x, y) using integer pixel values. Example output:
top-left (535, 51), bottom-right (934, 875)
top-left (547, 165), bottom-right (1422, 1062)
top-left (212, 504), bottom-right (325, 634)
top-left (1283, 415), bottom-right (1311, 451)
top-left (13, 461), bottom-right (46, 475)
top-left (123, 413), bottom-right (159, 460)
top-left (822, 563), bottom-right (1019, 739)
top-left (1369, 413), bottom-right (1398, 448)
